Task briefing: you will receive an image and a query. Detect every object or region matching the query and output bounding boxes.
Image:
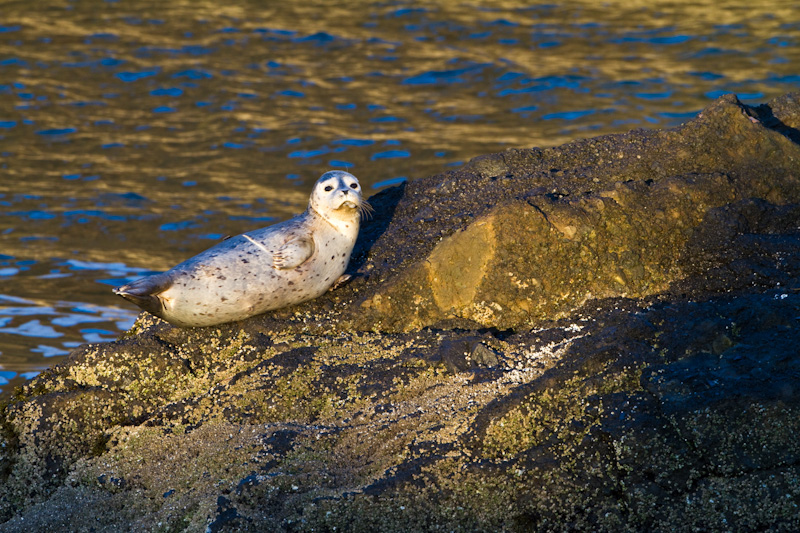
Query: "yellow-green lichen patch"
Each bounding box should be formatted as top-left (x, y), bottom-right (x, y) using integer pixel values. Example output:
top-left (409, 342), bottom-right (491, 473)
top-left (480, 376), bottom-right (596, 461)
top-left (480, 360), bottom-right (645, 462)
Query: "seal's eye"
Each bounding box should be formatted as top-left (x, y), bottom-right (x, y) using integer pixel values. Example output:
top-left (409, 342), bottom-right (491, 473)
top-left (324, 185), bottom-right (333, 191)
top-left (349, 183), bottom-right (359, 189)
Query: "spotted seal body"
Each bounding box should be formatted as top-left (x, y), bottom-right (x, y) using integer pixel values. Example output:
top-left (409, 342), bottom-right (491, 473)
top-left (114, 171), bottom-right (368, 327)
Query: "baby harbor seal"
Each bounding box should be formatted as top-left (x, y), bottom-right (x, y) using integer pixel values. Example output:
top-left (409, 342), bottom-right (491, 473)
top-left (114, 170), bottom-right (370, 327)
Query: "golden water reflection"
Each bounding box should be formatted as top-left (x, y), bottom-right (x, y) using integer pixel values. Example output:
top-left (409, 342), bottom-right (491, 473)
top-left (0, 0), bottom-right (797, 390)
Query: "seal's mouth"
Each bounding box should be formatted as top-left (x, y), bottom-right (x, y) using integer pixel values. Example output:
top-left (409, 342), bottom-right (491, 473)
top-left (329, 199), bottom-right (373, 220)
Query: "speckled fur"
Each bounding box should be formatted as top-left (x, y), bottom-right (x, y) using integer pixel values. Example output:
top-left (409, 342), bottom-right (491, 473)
top-left (114, 171), bottom-right (365, 327)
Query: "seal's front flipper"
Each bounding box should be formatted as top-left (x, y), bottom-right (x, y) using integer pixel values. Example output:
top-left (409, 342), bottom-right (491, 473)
top-left (272, 235), bottom-right (315, 270)
top-left (329, 274), bottom-right (351, 291)
top-left (113, 274), bottom-right (171, 317)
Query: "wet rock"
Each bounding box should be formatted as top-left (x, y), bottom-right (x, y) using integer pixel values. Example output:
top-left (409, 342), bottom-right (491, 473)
top-left (206, 496), bottom-right (246, 532)
top-left (1, 93), bottom-right (800, 532)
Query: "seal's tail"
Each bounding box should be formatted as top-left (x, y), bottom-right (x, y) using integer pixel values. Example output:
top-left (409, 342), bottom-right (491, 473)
top-left (113, 274), bottom-right (170, 317)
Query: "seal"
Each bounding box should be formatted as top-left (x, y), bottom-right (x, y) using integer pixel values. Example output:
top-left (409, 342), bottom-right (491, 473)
top-left (113, 170), bottom-right (371, 327)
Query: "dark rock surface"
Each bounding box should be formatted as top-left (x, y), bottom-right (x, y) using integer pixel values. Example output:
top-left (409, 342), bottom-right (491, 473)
top-left (1, 93), bottom-right (799, 532)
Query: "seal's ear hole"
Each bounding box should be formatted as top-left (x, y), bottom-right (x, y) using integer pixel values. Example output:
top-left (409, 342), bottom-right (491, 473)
top-left (324, 185), bottom-right (333, 191)
top-left (349, 183), bottom-right (359, 189)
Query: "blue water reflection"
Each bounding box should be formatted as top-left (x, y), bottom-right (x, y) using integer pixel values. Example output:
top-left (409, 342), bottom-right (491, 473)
top-left (36, 127), bottom-right (77, 135)
top-left (373, 176), bottom-right (408, 189)
top-left (403, 64), bottom-right (490, 85)
top-left (371, 150), bottom-right (410, 160)
top-left (116, 69), bottom-right (160, 82)
top-left (0, 261), bottom-right (143, 384)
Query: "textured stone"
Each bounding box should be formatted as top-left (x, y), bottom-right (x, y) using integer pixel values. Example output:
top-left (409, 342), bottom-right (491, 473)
top-left (1, 93), bottom-right (800, 532)
top-left (340, 93), bottom-right (800, 331)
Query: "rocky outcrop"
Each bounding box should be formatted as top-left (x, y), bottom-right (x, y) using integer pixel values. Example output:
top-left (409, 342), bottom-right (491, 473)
top-left (1, 93), bottom-right (799, 532)
top-left (342, 93), bottom-right (800, 331)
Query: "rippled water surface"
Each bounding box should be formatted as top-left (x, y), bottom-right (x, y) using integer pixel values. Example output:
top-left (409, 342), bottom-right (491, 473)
top-left (0, 0), bottom-right (798, 393)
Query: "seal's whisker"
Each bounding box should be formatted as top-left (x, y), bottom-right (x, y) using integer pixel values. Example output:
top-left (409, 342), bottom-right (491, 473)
top-left (359, 200), bottom-right (374, 221)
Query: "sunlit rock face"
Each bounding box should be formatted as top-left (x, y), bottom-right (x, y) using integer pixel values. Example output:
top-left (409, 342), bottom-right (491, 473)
top-left (1, 93), bottom-right (800, 532)
top-left (344, 93), bottom-right (800, 331)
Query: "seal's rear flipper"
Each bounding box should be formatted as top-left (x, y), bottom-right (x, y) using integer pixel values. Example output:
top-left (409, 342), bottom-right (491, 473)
top-left (113, 274), bottom-right (171, 318)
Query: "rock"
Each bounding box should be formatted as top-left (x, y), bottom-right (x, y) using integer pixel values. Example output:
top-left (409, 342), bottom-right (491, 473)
top-left (1, 93), bottom-right (799, 532)
top-left (341, 93), bottom-right (800, 331)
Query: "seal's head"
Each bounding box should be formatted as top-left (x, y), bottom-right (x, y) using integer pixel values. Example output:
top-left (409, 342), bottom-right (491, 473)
top-left (309, 171), bottom-right (371, 228)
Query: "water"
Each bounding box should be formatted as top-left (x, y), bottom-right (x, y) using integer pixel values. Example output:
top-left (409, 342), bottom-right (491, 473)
top-left (0, 0), bottom-right (798, 393)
